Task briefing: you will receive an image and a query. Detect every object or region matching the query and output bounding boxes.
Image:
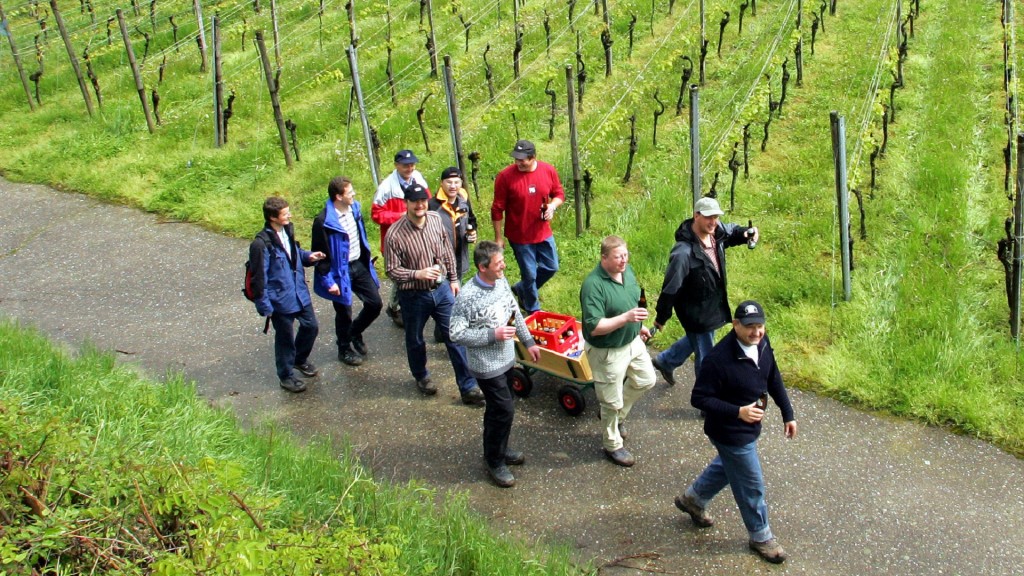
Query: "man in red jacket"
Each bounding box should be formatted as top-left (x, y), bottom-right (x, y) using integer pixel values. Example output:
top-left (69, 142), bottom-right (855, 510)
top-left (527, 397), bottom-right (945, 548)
top-left (373, 149), bottom-right (429, 327)
top-left (491, 140), bottom-right (565, 314)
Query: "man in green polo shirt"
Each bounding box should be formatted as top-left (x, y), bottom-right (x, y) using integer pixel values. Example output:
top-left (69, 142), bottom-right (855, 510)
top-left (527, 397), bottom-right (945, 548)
top-left (580, 235), bottom-right (657, 467)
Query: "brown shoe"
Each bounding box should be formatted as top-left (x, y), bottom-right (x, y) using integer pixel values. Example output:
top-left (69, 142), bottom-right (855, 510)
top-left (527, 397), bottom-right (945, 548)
top-left (603, 447), bottom-right (635, 467)
top-left (674, 494), bottom-right (714, 528)
top-left (416, 377), bottom-right (437, 395)
top-left (749, 538), bottom-right (787, 564)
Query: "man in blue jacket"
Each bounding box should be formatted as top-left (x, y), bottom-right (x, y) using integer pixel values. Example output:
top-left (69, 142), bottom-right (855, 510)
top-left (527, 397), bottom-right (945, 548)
top-left (673, 300), bottom-right (797, 564)
top-left (311, 176), bottom-right (383, 367)
top-left (249, 196), bottom-right (326, 392)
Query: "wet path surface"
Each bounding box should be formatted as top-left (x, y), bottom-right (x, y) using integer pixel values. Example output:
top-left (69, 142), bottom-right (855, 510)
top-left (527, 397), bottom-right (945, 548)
top-left (3, 178), bottom-right (1022, 575)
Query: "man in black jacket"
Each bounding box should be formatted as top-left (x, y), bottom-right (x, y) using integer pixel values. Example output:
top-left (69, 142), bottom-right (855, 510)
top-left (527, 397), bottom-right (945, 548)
top-left (651, 197), bottom-right (757, 386)
top-left (673, 300), bottom-right (797, 564)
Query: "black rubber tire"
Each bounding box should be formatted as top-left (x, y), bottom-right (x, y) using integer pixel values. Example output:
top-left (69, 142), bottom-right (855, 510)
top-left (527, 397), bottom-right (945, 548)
top-left (509, 367), bottom-right (533, 398)
top-left (558, 384), bottom-right (586, 416)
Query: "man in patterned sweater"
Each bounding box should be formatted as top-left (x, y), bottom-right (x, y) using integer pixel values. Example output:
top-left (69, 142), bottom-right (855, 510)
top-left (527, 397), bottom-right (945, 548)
top-left (450, 241), bottom-right (541, 488)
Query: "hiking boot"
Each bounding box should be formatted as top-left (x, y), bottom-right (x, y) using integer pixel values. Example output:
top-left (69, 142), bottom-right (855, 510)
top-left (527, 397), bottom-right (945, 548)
top-left (279, 377), bottom-right (307, 393)
top-left (504, 450), bottom-right (525, 466)
top-left (651, 355), bottom-right (676, 386)
top-left (416, 377), bottom-right (437, 396)
top-left (618, 421), bottom-right (628, 439)
top-left (674, 494), bottom-right (714, 528)
top-left (339, 348), bottom-right (364, 366)
top-left (351, 335), bottom-right (368, 356)
top-left (461, 386), bottom-right (486, 406)
top-left (603, 447), bottom-right (635, 467)
top-left (386, 305), bottom-right (404, 328)
top-left (488, 464), bottom-right (516, 488)
top-left (294, 362), bottom-right (318, 378)
top-left (749, 538), bottom-right (787, 564)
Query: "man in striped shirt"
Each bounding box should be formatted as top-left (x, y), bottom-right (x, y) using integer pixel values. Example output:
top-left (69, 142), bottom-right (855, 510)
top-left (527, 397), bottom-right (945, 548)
top-left (384, 183), bottom-right (485, 405)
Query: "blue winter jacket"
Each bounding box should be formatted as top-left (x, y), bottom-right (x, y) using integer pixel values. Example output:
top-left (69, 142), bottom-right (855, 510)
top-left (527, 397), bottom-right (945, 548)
top-left (310, 199), bottom-right (380, 305)
top-left (251, 224), bottom-right (315, 317)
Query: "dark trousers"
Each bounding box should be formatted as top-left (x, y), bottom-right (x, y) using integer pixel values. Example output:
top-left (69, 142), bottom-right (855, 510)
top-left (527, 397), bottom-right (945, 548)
top-left (270, 304), bottom-right (318, 380)
top-left (478, 370), bottom-right (515, 468)
top-left (397, 283), bottom-right (476, 393)
top-left (332, 260), bottom-right (383, 351)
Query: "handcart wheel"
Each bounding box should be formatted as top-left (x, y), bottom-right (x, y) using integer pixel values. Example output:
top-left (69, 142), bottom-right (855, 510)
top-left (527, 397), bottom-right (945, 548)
top-left (558, 384), bottom-right (586, 416)
top-left (509, 367), bottom-right (533, 398)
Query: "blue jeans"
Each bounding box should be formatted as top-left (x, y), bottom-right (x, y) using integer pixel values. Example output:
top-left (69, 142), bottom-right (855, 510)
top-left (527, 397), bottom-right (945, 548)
top-left (657, 329), bottom-right (715, 377)
top-left (687, 439), bottom-right (773, 543)
top-left (510, 236), bottom-right (559, 313)
top-left (397, 283), bottom-right (477, 393)
top-left (270, 304), bottom-right (319, 380)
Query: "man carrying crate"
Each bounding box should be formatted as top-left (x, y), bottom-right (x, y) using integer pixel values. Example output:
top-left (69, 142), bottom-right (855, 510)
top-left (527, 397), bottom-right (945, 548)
top-left (579, 235), bottom-right (657, 467)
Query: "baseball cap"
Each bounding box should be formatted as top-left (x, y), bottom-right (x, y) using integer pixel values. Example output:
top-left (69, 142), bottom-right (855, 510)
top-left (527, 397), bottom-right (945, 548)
top-left (510, 140), bottom-right (536, 159)
top-left (694, 197), bottom-right (725, 216)
top-left (402, 183), bottom-right (430, 201)
top-left (734, 300), bottom-right (766, 325)
top-left (394, 149), bottom-right (419, 164)
top-left (440, 166), bottom-right (462, 180)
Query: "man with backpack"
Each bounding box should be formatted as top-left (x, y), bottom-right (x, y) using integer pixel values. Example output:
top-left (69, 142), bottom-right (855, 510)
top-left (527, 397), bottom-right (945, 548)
top-left (247, 196), bottom-right (327, 392)
top-left (311, 177), bottom-right (383, 367)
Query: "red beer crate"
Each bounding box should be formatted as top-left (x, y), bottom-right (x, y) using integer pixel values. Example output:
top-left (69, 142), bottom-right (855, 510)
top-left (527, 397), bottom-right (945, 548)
top-left (525, 311), bottom-right (579, 353)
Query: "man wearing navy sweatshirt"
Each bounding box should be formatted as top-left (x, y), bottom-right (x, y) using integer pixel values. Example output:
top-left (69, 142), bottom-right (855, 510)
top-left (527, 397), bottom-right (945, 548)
top-left (673, 300), bottom-right (798, 564)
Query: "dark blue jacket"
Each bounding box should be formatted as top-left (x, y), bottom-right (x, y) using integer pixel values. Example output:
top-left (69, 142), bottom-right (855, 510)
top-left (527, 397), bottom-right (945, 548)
top-left (691, 331), bottom-right (795, 446)
top-left (311, 199), bottom-right (380, 305)
top-left (250, 224), bottom-right (315, 317)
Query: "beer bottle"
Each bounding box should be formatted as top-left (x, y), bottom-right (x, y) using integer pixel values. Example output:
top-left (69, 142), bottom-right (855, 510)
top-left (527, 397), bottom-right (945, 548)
top-left (540, 194), bottom-right (551, 220)
top-left (638, 287), bottom-right (647, 309)
top-left (755, 392), bottom-right (768, 410)
top-left (507, 312), bottom-right (517, 326)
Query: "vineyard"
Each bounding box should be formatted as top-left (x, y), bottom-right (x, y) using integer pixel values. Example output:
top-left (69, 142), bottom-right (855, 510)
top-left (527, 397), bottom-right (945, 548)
top-left (1, 0), bottom-right (1023, 451)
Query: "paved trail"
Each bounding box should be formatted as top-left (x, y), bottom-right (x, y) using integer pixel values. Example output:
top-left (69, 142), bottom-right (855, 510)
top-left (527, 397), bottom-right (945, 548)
top-left (3, 178), bottom-right (1022, 575)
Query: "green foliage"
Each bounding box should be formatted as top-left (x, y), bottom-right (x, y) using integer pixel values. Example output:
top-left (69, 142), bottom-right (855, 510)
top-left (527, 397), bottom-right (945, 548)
top-left (0, 322), bottom-right (586, 574)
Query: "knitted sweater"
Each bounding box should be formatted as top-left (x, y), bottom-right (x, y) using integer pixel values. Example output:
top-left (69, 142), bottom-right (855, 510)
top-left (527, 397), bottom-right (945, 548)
top-left (450, 274), bottom-right (537, 379)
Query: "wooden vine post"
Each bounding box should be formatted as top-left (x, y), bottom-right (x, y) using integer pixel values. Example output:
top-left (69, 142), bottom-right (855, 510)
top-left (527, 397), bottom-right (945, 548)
top-left (270, 0), bottom-right (281, 68)
top-left (116, 9), bottom-right (155, 133)
top-left (425, 0), bottom-right (438, 77)
top-left (1012, 133), bottom-right (1024, 338)
top-left (255, 31), bottom-right (293, 168)
top-left (442, 55), bottom-right (466, 176)
top-left (565, 64), bottom-right (582, 237)
top-left (51, 0), bottom-right (93, 116)
top-left (829, 111), bottom-right (852, 302)
top-left (213, 13), bottom-right (224, 147)
top-left (0, 1), bottom-right (37, 110)
top-left (699, 0), bottom-right (706, 84)
top-left (193, 0), bottom-right (208, 73)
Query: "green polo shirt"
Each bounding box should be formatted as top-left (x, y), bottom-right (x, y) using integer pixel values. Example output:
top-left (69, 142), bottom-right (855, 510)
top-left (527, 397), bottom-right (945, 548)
top-left (579, 262), bottom-right (642, 349)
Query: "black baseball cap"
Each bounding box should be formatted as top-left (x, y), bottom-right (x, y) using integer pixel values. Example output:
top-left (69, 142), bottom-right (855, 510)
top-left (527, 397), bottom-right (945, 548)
top-left (403, 183), bottom-right (430, 201)
top-left (394, 149), bottom-right (419, 164)
top-left (510, 140), bottom-right (536, 159)
top-left (734, 300), bottom-right (766, 325)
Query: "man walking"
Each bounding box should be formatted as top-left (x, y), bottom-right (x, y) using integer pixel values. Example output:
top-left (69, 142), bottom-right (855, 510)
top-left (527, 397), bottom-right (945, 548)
top-left (492, 139), bottom-right (565, 313)
top-left (651, 197), bottom-right (758, 386)
top-left (450, 241), bottom-right (541, 487)
top-left (373, 149), bottom-right (429, 327)
top-left (249, 196), bottom-right (327, 392)
top-left (311, 176), bottom-right (383, 367)
top-left (384, 183), bottom-right (486, 406)
top-left (673, 300), bottom-right (797, 564)
top-left (579, 235), bottom-right (656, 467)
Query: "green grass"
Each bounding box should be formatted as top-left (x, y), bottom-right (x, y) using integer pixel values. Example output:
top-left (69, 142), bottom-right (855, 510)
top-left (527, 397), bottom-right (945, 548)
top-left (0, 0), bottom-right (1020, 455)
top-left (0, 320), bottom-right (586, 574)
